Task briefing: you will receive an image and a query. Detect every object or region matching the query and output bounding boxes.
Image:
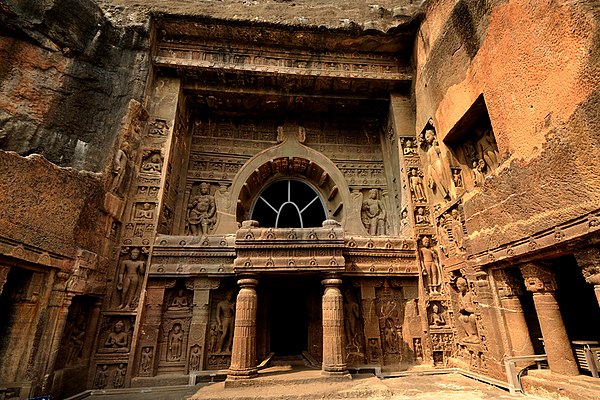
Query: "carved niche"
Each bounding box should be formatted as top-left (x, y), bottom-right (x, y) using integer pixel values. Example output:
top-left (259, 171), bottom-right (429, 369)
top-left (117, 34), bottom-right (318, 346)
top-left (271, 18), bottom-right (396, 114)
top-left (375, 284), bottom-right (407, 366)
top-left (93, 363), bottom-right (128, 389)
top-left (141, 150), bottom-right (164, 174)
top-left (56, 296), bottom-right (95, 369)
top-left (443, 95), bottom-right (500, 191)
top-left (360, 188), bottom-right (388, 236)
top-left (418, 236), bottom-right (443, 295)
top-left (206, 288), bottom-right (237, 370)
top-left (97, 317), bottom-right (134, 354)
top-left (113, 247), bottom-right (148, 310)
top-left (418, 121), bottom-right (452, 203)
top-left (185, 182), bottom-right (217, 236)
top-left (436, 205), bottom-right (468, 259)
top-left (343, 286), bottom-right (365, 365)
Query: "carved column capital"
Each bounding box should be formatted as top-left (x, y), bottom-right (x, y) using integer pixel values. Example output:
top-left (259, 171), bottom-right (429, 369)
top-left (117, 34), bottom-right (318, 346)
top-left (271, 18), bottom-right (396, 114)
top-left (575, 246), bottom-right (600, 285)
top-left (520, 262), bottom-right (557, 294)
top-left (493, 268), bottom-right (525, 298)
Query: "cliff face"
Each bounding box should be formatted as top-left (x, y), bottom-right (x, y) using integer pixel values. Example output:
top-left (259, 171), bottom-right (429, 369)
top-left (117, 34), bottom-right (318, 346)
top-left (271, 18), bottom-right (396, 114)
top-left (413, 0), bottom-right (600, 253)
top-left (0, 0), bottom-right (149, 172)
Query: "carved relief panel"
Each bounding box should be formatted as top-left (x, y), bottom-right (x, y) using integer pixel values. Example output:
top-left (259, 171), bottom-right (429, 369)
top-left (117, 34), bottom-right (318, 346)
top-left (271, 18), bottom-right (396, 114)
top-left (375, 285), bottom-right (407, 366)
top-left (343, 286), bottom-right (366, 366)
top-left (205, 287), bottom-right (237, 370)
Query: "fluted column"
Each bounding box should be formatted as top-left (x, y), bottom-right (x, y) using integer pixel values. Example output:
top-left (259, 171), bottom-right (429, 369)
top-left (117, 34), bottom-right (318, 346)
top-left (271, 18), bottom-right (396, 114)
top-left (321, 277), bottom-right (347, 375)
top-left (494, 268), bottom-right (534, 357)
top-left (227, 277), bottom-right (258, 380)
top-left (520, 263), bottom-right (579, 376)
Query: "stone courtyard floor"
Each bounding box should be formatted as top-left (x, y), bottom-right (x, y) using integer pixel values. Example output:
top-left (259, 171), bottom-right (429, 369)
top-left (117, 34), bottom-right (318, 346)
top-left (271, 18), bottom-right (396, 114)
top-left (79, 367), bottom-right (557, 400)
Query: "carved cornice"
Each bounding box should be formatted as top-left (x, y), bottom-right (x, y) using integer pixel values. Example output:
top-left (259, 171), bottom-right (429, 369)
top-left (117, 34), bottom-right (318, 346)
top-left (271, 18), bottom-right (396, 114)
top-left (469, 209), bottom-right (600, 268)
top-left (0, 235), bottom-right (72, 270)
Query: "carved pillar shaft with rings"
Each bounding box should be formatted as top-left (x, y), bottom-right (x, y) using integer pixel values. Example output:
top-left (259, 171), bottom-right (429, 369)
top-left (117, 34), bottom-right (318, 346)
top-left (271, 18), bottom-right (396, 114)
top-left (321, 276), bottom-right (348, 375)
top-left (493, 268), bottom-right (534, 357)
top-left (227, 277), bottom-right (259, 380)
top-left (520, 262), bottom-right (579, 376)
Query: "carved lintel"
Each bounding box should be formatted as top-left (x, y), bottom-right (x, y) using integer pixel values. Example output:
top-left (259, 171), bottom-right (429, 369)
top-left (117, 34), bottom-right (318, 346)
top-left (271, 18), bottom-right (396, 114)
top-left (520, 262), bottom-right (557, 294)
top-left (493, 268), bottom-right (524, 298)
top-left (186, 277), bottom-right (220, 291)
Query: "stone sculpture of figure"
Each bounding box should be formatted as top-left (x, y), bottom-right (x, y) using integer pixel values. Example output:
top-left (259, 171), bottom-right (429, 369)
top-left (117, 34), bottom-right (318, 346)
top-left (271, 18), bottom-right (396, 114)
top-left (430, 304), bottom-right (446, 327)
top-left (436, 214), bottom-right (451, 257)
top-left (415, 207), bottom-right (430, 225)
top-left (409, 169), bottom-right (427, 202)
top-left (414, 338), bottom-right (424, 360)
top-left (95, 365), bottom-right (110, 389)
top-left (452, 169), bottom-right (463, 188)
top-left (420, 237), bottom-right (443, 295)
top-left (450, 209), bottom-right (466, 253)
top-left (141, 347), bottom-right (153, 373)
top-left (117, 248), bottom-right (145, 309)
top-left (456, 277), bottom-right (480, 344)
top-left (216, 290), bottom-right (236, 353)
top-left (383, 318), bottom-right (397, 354)
top-left (361, 189), bottom-right (386, 236)
top-left (141, 151), bottom-right (163, 173)
top-left (424, 129), bottom-right (451, 200)
top-left (472, 160), bottom-right (485, 187)
top-left (136, 203), bottom-right (154, 219)
top-left (168, 323), bottom-right (184, 361)
top-left (189, 346), bottom-right (201, 371)
top-left (187, 183), bottom-right (216, 235)
top-left (64, 314), bottom-right (86, 365)
top-left (476, 129), bottom-right (499, 170)
top-left (403, 139), bottom-right (416, 155)
top-left (109, 142), bottom-right (130, 193)
top-left (344, 291), bottom-right (361, 349)
top-left (208, 322), bottom-right (218, 353)
top-left (150, 120), bottom-right (168, 136)
top-left (215, 183), bottom-right (231, 211)
top-left (400, 210), bottom-right (409, 227)
top-left (113, 364), bottom-right (126, 388)
top-left (105, 320), bottom-right (128, 350)
top-left (169, 288), bottom-right (189, 310)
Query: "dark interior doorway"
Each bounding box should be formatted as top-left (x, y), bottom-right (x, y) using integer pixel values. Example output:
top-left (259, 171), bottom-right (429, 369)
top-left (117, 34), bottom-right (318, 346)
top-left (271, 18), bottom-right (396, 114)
top-left (555, 255), bottom-right (600, 342)
top-left (268, 279), bottom-right (310, 356)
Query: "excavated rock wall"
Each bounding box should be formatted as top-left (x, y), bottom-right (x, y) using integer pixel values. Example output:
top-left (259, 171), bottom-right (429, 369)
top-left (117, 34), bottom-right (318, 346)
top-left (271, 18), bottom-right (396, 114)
top-left (414, 0), bottom-right (600, 253)
top-left (0, 0), bottom-right (149, 172)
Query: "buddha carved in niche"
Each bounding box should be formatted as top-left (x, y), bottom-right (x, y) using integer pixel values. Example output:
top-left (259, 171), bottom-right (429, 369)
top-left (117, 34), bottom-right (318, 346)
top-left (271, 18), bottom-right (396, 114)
top-left (361, 189), bottom-right (386, 236)
top-left (216, 290), bottom-right (236, 353)
top-left (456, 277), bottom-right (480, 344)
top-left (105, 320), bottom-right (128, 350)
top-left (117, 248), bottom-right (145, 309)
top-left (167, 323), bottom-right (184, 361)
top-left (424, 129), bottom-right (451, 200)
top-left (187, 182), bottom-right (216, 235)
top-left (476, 128), bottom-right (499, 170)
top-left (419, 236), bottom-right (443, 295)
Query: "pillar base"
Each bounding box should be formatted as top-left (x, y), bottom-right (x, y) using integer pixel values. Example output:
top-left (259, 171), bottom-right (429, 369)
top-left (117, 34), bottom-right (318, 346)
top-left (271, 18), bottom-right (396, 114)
top-left (225, 368), bottom-right (258, 386)
top-left (321, 369), bottom-right (352, 379)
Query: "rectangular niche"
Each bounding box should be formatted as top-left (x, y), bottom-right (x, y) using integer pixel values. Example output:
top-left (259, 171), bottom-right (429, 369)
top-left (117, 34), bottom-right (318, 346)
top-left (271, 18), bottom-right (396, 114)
top-left (443, 95), bottom-right (500, 190)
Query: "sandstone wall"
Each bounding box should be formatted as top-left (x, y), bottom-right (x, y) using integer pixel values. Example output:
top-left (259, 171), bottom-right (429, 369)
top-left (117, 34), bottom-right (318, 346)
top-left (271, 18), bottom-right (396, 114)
top-left (0, 0), bottom-right (149, 172)
top-left (0, 152), bottom-right (106, 259)
top-left (414, 0), bottom-right (600, 252)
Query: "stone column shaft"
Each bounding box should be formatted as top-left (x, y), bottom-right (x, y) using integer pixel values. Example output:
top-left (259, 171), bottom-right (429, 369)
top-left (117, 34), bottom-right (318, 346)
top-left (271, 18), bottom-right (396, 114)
top-left (321, 277), bottom-right (347, 374)
top-left (228, 277), bottom-right (258, 379)
top-left (521, 263), bottom-right (579, 376)
top-left (494, 268), bottom-right (534, 357)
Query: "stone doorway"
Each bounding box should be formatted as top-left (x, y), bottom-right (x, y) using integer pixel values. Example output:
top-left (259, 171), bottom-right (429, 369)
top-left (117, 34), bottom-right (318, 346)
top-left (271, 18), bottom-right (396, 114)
top-left (260, 276), bottom-right (322, 360)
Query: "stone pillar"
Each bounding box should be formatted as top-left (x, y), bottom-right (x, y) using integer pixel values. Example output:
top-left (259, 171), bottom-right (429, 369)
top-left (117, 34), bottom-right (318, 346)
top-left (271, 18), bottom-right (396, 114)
top-left (574, 246), bottom-right (600, 308)
top-left (520, 262), bottom-right (579, 376)
top-left (227, 277), bottom-right (259, 380)
top-left (494, 268), bottom-right (534, 357)
top-left (321, 276), bottom-right (347, 375)
top-left (187, 278), bottom-right (219, 372)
